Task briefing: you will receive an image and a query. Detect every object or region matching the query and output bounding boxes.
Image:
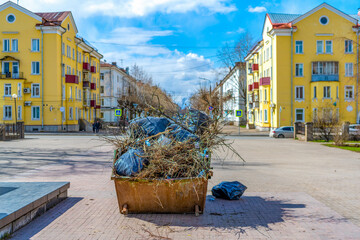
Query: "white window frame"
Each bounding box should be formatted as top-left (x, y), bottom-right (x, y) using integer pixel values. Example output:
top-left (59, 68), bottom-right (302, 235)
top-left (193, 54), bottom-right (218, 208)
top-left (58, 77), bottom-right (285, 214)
top-left (31, 61), bottom-right (40, 75)
top-left (323, 86), bottom-right (331, 99)
top-left (31, 39), bottom-right (40, 52)
top-left (295, 86), bottom-right (304, 100)
top-left (316, 40), bottom-right (323, 54)
top-left (264, 109), bottom-right (268, 123)
top-left (11, 39), bottom-right (18, 52)
top-left (31, 83), bottom-right (40, 98)
top-left (313, 86), bottom-right (317, 99)
top-left (17, 83), bottom-right (22, 97)
top-left (69, 86), bottom-right (72, 100)
top-left (295, 63), bottom-right (303, 77)
top-left (69, 107), bottom-right (73, 120)
top-left (345, 63), bottom-right (353, 77)
top-left (325, 40), bottom-right (332, 54)
top-left (295, 108), bottom-right (305, 122)
top-left (345, 85), bottom-right (354, 100)
top-left (17, 105), bottom-right (22, 120)
top-left (295, 41), bottom-right (303, 54)
top-left (345, 40), bottom-right (353, 53)
top-left (31, 106), bottom-right (40, 120)
top-left (4, 84), bottom-right (11, 96)
top-left (3, 105), bottom-right (12, 120)
top-left (3, 39), bottom-right (10, 52)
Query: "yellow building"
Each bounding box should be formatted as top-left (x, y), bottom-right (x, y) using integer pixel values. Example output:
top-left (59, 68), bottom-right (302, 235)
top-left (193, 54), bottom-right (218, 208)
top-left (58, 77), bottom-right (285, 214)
top-left (245, 3), bottom-right (360, 130)
top-left (0, 1), bottom-right (102, 132)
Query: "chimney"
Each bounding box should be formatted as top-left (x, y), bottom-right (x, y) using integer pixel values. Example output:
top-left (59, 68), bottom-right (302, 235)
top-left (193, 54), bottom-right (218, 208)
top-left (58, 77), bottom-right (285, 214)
top-left (112, 62), bottom-right (117, 67)
top-left (125, 67), bottom-right (130, 75)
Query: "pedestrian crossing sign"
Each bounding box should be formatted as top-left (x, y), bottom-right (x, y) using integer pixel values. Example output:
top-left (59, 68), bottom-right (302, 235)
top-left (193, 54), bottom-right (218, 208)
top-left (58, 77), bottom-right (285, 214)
top-left (115, 109), bottom-right (122, 116)
top-left (236, 110), bottom-right (243, 117)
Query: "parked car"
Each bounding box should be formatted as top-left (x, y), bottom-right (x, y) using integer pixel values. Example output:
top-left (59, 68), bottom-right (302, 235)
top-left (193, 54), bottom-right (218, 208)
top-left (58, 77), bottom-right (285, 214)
top-left (349, 124), bottom-right (360, 135)
top-left (269, 126), bottom-right (294, 138)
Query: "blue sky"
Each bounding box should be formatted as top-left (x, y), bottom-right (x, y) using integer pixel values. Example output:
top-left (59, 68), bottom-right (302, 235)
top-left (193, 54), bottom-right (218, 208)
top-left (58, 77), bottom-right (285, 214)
top-left (5, 0), bottom-right (360, 102)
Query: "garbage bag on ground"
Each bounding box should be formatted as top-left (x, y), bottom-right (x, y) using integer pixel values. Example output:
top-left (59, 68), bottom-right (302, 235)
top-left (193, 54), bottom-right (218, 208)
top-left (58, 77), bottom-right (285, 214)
top-left (187, 109), bottom-right (210, 133)
top-left (114, 148), bottom-right (147, 176)
top-left (129, 117), bottom-right (171, 138)
top-left (166, 124), bottom-right (199, 142)
top-left (211, 181), bottom-right (247, 200)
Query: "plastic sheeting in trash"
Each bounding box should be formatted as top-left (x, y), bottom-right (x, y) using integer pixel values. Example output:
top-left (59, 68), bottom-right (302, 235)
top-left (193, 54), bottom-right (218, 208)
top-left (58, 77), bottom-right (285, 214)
top-left (114, 148), bottom-right (147, 176)
top-left (166, 123), bottom-right (199, 142)
top-left (211, 181), bottom-right (247, 200)
top-left (129, 117), bottom-right (171, 137)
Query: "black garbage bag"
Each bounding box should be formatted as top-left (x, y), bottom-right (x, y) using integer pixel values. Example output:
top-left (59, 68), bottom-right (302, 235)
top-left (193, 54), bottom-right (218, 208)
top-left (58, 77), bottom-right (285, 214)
top-left (129, 117), bottom-right (171, 138)
top-left (211, 181), bottom-right (247, 200)
top-left (114, 148), bottom-right (147, 176)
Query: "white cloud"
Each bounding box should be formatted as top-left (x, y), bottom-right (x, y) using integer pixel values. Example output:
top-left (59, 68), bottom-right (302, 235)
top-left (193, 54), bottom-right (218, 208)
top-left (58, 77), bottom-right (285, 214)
top-left (248, 6), bottom-right (267, 13)
top-left (226, 27), bottom-right (245, 34)
top-left (13, 0), bottom-right (237, 18)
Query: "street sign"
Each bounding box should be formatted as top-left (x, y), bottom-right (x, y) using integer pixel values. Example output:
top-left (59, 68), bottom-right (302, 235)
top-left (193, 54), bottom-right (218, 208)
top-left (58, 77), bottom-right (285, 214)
top-left (208, 106), bottom-right (213, 111)
top-left (115, 109), bottom-right (122, 116)
top-left (235, 110), bottom-right (243, 117)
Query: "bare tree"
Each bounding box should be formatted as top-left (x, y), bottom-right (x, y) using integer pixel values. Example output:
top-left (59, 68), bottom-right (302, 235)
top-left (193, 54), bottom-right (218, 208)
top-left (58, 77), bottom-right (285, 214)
top-left (313, 105), bottom-right (340, 142)
top-left (130, 64), bottom-right (153, 84)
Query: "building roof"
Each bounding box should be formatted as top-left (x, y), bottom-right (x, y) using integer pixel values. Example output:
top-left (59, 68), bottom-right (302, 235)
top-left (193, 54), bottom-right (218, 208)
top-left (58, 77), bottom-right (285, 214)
top-left (35, 11), bottom-right (70, 26)
top-left (100, 61), bottom-right (128, 74)
top-left (267, 13), bottom-right (301, 24)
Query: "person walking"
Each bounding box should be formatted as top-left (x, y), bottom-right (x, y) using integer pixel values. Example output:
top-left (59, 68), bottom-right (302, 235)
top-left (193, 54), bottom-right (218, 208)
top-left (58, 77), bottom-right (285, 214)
top-left (95, 120), bottom-right (101, 133)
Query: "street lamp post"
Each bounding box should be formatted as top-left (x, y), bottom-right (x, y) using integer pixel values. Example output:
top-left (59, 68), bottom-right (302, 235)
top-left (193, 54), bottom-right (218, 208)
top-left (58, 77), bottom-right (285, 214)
top-left (12, 94), bottom-right (18, 125)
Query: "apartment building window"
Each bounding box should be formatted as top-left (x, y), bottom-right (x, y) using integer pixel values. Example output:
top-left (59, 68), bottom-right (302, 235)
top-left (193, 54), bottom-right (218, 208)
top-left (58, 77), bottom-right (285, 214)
top-left (67, 45), bottom-right (71, 58)
top-left (295, 41), bottom-right (303, 53)
top-left (314, 86), bottom-right (317, 98)
top-left (31, 106), bottom-right (40, 120)
top-left (345, 63), bottom-right (353, 77)
top-left (31, 62), bottom-right (40, 74)
top-left (31, 84), bottom-right (40, 97)
top-left (3, 39), bottom-right (10, 52)
top-left (264, 89), bottom-right (267, 101)
top-left (323, 86), bottom-right (331, 98)
top-left (72, 48), bottom-right (75, 60)
top-left (325, 40), bottom-right (332, 53)
top-left (4, 84), bottom-right (11, 96)
top-left (17, 83), bottom-right (22, 97)
top-left (75, 87), bottom-right (78, 99)
top-left (316, 40), bottom-right (323, 54)
top-left (62, 64), bottom-right (65, 77)
top-left (11, 39), bottom-right (18, 52)
top-left (100, 86), bottom-right (104, 94)
top-left (75, 107), bottom-right (78, 120)
top-left (32, 39), bottom-right (39, 52)
top-left (101, 99), bottom-right (104, 106)
top-left (295, 86), bottom-right (304, 100)
top-left (69, 107), bottom-right (73, 120)
top-left (295, 63), bottom-right (303, 77)
top-left (345, 86), bottom-right (354, 100)
top-left (264, 109), bottom-right (268, 122)
top-left (295, 109), bottom-right (304, 122)
top-left (62, 86), bottom-right (65, 100)
top-left (259, 90), bottom-right (262, 102)
top-left (79, 90), bottom-right (81, 100)
top-left (260, 110), bottom-right (262, 122)
top-left (100, 73), bottom-right (104, 81)
top-left (345, 40), bottom-right (353, 53)
top-left (79, 53), bottom-right (82, 63)
top-left (312, 62), bottom-right (338, 75)
top-left (313, 108), bottom-right (318, 121)
top-left (3, 106), bottom-right (12, 120)
top-left (18, 105), bottom-right (22, 120)
top-left (69, 86), bottom-right (72, 99)
top-left (62, 42), bottom-right (65, 55)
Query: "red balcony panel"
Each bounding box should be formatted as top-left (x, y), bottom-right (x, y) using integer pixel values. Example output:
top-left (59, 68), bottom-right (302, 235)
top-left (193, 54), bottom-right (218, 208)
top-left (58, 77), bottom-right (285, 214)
top-left (90, 100), bottom-right (96, 107)
top-left (83, 81), bottom-right (90, 88)
top-left (90, 83), bottom-right (96, 90)
top-left (65, 75), bottom-right (79, 84)
top-left (252, 64), bottom-right (259, 71)
top-left (253, 82), bottom-right (259, 90)
top-left (83, 62), bottom-right (90, 71)
top-left (260, 77), bottom-right (271, 86)
top-left (95, 105), bottom-right (101, 109)
top-left (90, 66), bottom-right (96, 73)
top-left (248, 84), bottom-right (253, 91)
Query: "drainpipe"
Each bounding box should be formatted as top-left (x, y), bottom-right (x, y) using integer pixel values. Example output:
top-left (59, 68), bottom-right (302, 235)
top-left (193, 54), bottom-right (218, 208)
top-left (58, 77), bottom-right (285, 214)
top-left (40, 26), bottom-right (44, 130)
top-left (290, 27), bottom-right (294, 125)
top-left (60, 30), bottom-right (65, 131)
top-left (356, 27), bottom-right (359, 123)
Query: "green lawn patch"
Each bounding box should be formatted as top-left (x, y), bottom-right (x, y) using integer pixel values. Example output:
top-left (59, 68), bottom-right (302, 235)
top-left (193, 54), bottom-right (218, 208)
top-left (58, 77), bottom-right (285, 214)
top-left (240, 125), bottom-right (246, 128)
top-left (323, 144), bottom-right (360, 153)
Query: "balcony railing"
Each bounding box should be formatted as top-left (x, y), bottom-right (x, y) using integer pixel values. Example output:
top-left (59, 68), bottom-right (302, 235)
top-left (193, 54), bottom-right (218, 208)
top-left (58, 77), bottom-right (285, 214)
top-left (90, 66), bottom-right (96, 73)
top-left (252, 64), bottom-right (259, 71)
top-left (65, 75), bottom-right (79, 84)
top-left (90, 100), bottom-right (96, 107)
top-left (95, 105), bottom-right (101, 109)
top-left (248, 84), bottom-right (253, 91)
top-left (83, 62), bottom-right (90, 71)
top-left (83, 81), bottom-right (90, 88)
top-left (260, 77), bottom-right (270, 86)
top-left (253, 82), bottom-right (259, 90)
top-left (0, 72), bottom-right (24, 79)
top-left (90, 83), bottom-right (96, 90)
top-left (311, 74), bottom-right (339, 82)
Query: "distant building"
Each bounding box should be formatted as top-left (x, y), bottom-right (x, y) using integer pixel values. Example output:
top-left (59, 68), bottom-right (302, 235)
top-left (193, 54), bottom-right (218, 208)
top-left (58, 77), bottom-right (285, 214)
top-left (100, 62), bottom-right (132, 123)
top-left (215, 62), bottom-right (247, 125)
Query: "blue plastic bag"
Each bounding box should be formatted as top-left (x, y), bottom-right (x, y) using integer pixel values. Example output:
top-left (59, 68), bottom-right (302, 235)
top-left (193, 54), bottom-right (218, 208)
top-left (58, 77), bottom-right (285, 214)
top-left (114, 148), bottom-right (147, 176)
top-left (211, 181), bottom-right (247, 200)
top-left (130, 117), bottom-right (171, 137)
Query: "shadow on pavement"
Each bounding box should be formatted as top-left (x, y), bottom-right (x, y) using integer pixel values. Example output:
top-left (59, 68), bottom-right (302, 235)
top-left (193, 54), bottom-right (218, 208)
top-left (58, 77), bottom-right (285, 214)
top-left (10, 197), bottom-right (83, 240)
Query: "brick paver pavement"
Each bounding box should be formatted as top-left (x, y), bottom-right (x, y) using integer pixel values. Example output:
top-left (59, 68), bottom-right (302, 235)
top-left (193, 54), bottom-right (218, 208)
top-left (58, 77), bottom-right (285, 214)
top-left (1, 135), bottom-right (360, 239)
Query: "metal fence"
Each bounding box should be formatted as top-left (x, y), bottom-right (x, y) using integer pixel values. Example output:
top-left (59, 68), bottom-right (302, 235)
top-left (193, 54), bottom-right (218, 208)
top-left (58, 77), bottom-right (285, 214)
top-left (0, 122), bottom-right (25, 141)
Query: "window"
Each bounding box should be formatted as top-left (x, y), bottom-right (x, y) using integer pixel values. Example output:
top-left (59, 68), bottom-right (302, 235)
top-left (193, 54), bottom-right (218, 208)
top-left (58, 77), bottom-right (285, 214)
top-left (72, 48), bottom-right (75, 60)
top-left (312, 62), bottom-right (338, 75)
top-left (264, 89), bottom-right (267, 101)
top-left (319, 16), bottom-right (329, 25)
top-left (100, 86), bottom-right (104, 94)
top-left (295, 109), bottom-right (304, 122)
top-left (100, 73), bottom-right (104, 80)
top-left (316, 40), bottom-right (323, 53)
top-left (62, 86), bottom-right (65, 100)
top-left (31, 62), bottom-right (40, 74)
top-left (345, 86), bottom-right (354, 100)
top-left (336, 86), bottom-right (338, 99)
top-left (345, 63), bottom-right (353, 77)
top-left (295, 86), bottom-right (304, 100)
top-left (31, 106), bottom-right (40, 120)
top-left (79, 90), bottom-right (81, 100)
top-left (3, 106), bottom-right (12, 120)
top-left (325, 40), bottom-right (332, 53)
top-left (295, 41), bottom-right (303, 53)
top-left (69, 107), bottom-right (73, 120)
top-left (101, 99), bottom-right (104, 106)
top-left (6, 14), bottom-right (16, 23)
top-left (313, 108), bottom-right (318, 120)
top-left (314, 86), bottom-right (317, 98)
top-left (69, 86), bottom-right (72, 99)
top-left (295, 63), bottom-right (303, 77)
top-left (67, 45), bottom-right (71, 58)
top-left (18, 105), bottom-right (22, 120)
top-left (264, 109), bottom-right (268, 122)
top-left (323, 86), bottom-right (331, 98)
top-left (260, 110), bottom-right (262, 122)
top-left (17, 83), bottom-right (21, 96)
top-left (3, 39), bottom-right (9, 52)
top-left (62, 43), bottom-right (65, 55)
top-left (345, 40), bottom-right (353, 53)
top-left (62, 64), bottom-right (65, 77)
top-left (32, 39), bottom-right (40, 52)
top-left (11, 39), bottom-right (18, 52)
top-left (4, 84), bottom-right (11, 96)
top-left (75, 107), bottom-right (78, 120)
top-left (75, 87), bottom-right (78, 99)
top-left (31, 84), bottom-right (40, 97)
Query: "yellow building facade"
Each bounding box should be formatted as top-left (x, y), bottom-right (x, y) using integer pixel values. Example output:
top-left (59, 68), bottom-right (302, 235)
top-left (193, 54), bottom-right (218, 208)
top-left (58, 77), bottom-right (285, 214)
top-left (245, 3), bottom-right (360, 130)
top-left (0, 1), bottom-right (102, 131)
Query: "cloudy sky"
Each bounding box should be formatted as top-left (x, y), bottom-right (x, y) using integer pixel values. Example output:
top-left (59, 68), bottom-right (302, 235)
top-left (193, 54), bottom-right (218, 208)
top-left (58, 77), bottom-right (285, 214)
top-left (5, 0), bottom-right (360, 102)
